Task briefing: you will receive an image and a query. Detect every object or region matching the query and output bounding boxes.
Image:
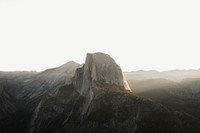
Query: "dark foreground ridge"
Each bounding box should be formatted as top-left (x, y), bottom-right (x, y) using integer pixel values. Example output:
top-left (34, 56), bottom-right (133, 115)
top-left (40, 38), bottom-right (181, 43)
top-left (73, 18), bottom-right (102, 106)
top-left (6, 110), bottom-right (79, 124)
top-left (0, 52), bottom-right (199, 133)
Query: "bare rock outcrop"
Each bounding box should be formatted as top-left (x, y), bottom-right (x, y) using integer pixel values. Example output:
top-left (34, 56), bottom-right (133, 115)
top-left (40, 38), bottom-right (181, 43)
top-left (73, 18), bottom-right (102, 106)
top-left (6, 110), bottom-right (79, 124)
top-left (74, 52), bottom-right (131, 95)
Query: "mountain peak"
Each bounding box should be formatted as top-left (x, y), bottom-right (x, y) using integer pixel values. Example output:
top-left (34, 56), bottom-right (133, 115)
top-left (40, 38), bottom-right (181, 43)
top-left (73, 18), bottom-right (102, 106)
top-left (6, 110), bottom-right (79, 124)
top-left (56, 61), bottom-right (81, 75)
top-left (73, 52), bottom-right (132, 115)
top-left (59, 60), bottom-right (80, 69)
top-left (74, 52), bottom-right (131, 95)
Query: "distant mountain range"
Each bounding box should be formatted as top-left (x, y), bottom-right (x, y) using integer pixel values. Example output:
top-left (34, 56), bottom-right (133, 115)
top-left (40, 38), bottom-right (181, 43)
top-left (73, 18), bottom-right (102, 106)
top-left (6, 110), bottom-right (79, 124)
top-left (1, 53), bottom-right (200, 133)
top-left (126, 70), bottom-right (200, 130)
top-left (125, 69), bottom-right (200, 82)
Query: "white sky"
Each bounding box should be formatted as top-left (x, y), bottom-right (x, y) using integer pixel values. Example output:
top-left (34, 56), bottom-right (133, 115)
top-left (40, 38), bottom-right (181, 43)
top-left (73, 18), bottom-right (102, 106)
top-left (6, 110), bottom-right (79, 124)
top-left (0, 0), bottom-right (200, 72)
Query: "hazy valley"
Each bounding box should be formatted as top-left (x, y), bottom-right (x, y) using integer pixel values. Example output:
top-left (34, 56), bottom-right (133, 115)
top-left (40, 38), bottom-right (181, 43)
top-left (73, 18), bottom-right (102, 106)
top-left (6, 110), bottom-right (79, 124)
top-left (1, 53), bottom-right (200, 133)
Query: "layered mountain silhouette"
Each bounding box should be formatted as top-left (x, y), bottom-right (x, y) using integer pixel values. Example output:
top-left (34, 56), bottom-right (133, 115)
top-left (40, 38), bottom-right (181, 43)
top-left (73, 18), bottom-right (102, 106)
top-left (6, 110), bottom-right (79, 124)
top-left (126, 71), bottom-right (200, 131)
top-left (0, 52), bottom-right (200, 133)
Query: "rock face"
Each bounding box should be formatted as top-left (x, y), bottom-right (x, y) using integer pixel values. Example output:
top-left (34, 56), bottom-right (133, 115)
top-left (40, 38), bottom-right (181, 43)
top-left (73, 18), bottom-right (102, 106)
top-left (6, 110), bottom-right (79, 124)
top-left (74, 53), bottom-right (131, 94)
top-left (86, 53), bottom-right (130, 89)
top-left (72, 53), bottom-right (131, 113)
top-left (73, 53), bottom-right (132, 115)
top-left (0, 52), bottom-right (200, 133)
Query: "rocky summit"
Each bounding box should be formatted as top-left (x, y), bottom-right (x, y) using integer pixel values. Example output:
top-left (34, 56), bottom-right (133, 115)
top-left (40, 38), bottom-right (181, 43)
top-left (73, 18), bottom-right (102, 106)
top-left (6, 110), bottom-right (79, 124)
top-left (0, 52), bottom-right (199, 133)
top-left (74, 52), bottom-right (131, 95)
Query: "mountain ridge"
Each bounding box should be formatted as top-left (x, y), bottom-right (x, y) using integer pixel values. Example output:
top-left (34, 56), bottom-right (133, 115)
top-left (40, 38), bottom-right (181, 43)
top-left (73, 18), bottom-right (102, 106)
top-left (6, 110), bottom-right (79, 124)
top-left (0, 52), bottom-right (199, 133)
